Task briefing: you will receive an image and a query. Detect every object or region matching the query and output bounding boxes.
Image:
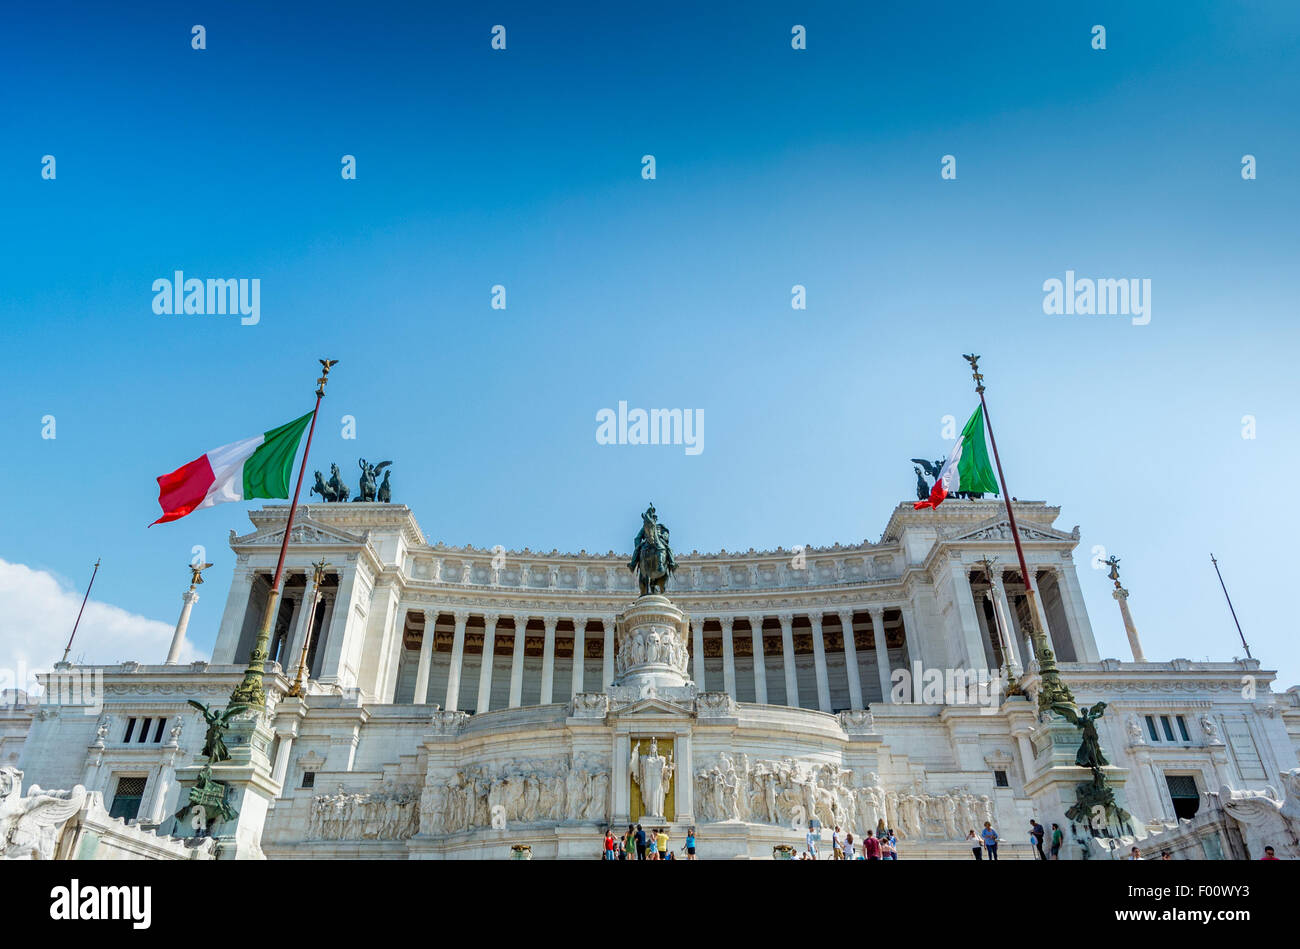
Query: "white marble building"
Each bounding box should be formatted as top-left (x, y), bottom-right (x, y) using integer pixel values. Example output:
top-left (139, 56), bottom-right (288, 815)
top-left (3, 499), bottom-right (1297, 859)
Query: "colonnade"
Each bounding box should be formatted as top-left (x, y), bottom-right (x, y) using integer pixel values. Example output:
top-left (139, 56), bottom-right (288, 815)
top-left (406, 607), bottom-right (919, 714)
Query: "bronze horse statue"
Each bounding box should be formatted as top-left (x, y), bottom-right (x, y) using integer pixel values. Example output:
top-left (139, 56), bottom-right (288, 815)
top-left (627, 504), bottom-right (677, 596)
top-left (310, 463), bottom-right (350, 502)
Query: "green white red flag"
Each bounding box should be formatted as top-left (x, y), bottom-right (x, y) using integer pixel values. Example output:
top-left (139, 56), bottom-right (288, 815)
top-left (914, 405), bottom-right (1000, 509)
top-left (152, 412), bottom-right (314, 525)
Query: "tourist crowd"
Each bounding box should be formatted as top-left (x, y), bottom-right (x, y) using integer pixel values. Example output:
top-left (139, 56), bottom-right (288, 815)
top-left (603, 818), bottom-right (1287, 860)
top-left (604, 824), bottom-right (697, 859)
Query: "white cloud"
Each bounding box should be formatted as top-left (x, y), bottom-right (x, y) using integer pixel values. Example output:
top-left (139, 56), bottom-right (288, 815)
top-left (0, 559), bottom-right (199, 696)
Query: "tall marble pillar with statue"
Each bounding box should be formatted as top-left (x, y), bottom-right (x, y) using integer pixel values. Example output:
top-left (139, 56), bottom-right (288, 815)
top-left (611, 504), bottom-right (693, 825)
top-left (608, 503), bottom-right (695, 703)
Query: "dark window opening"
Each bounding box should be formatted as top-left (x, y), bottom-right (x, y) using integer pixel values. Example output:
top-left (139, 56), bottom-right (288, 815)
top-left (123, 717), bottom-right (137, 743)
top-left (109, 776), bottom-right (147, 821)
top-left (1160, 716), bottom-right (1176, 742)
top-left (1145, 715), bottom-right (1159, 742)
top-left (301, 771), bottom-right (316, 789)
top-left (153, 718), bottom-right (167, 742)
top-left (1175, 716), bottom-right (1190, 743)
top-left (993, 770), bottom-right (1009, 788)
top-left (1165, 774), bottom-right (1200, 820)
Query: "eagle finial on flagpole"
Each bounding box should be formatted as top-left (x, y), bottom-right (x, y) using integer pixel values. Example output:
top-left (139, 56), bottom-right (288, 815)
top-left (317, 359), bottom-right (339, 397)
top-left (962, 353), bottom-right (984, 393)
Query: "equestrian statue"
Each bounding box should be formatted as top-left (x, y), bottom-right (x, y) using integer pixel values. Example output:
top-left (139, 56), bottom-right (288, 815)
top-left (628, 503), bottom-right (677, 596)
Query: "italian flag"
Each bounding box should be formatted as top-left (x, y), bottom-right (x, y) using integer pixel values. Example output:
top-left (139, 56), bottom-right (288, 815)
top-left (914, 405), bottom-right (1000, 509)
top-left (152, 411), bottom-right (314, 525)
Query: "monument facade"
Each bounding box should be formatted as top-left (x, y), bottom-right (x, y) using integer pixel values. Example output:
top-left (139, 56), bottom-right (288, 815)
top-left (3, 499), bottom-right (1298, 859)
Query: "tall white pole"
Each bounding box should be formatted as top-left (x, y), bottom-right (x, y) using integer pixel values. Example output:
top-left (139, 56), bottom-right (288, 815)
top-left (166, 587), bottom-right (199, 664)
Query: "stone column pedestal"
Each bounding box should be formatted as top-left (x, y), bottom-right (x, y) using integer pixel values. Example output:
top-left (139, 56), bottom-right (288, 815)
top-left (1022, 718), bottom-right (1135, 861)
top-left (171, 711), bottom-right (282, 860)
top-left (610, 595), bottom-right (694, 699)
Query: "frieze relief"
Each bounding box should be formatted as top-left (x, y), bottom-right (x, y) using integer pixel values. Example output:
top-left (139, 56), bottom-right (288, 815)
top-left (420, 755), bottom-right (611, 835)
top-left (570, 693), bottom-right (610, 719)
top-left (692, 755), bottom-right (996, 841)
top-left (696, 692), bottom-right (737, 718)
top-left (307, 783), bottom-right (420, 841)
top-left (615, 624), bottom-right (689, 678)
top-left (838, 710), bottom-right (874, 734)
top-left (430, 710), bottom-right (468, 736)
top-left (403, 546), bottom-right (901, 594)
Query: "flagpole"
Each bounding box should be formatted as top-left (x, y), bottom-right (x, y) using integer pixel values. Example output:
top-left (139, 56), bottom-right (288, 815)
top-left (229, 359), bottom-right (338, 708)
top-left (962, 354), bottom-right (1074, 715)
top-left (61, 558), bottom-right (101, 664)
top-left (1210, 553), bottom-right (1252, 660)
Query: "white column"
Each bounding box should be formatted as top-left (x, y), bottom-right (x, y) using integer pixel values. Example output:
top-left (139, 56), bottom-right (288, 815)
top-left (444, 610), bottom-right (469, 710)
top-left (286, 572), bottom-right (320, 681)
top-left (570, 616), bottom-right (587, 697)
top-left (869, 607), bottom-right (892, 705)
top-left (973, 587), bottom-right (997, 668)
top-left (212, 568), bottom-right (256, 663)
top-left (415, 609), bottom-right (436, 705)
top-left (721, 616), bottom-right (737, 698)
top-left (509, 616), bottom-right (528, 707)
top-left (274, 592), bottom-right (304, 669)
top-left (987, 587), bottom-right (1023, 677)
top-left (899, 604), bottom-right (922, 671)
top-left (1057, 564), bottom-right (1101, 662)
top-left (477, 612), bottom-right (500, 713)
top-left (539, 615), bottom-right (558, 704)
top-left (839, 610), bottom-right (864, 710)
top-left (949, 561), bottom-right (988, 672)
top-left (676, 733), bottom-right (694, 822)
top-left (318, 565), bottom-right (358, 684)
top-left (601, 615), bottom-right (616, 689)
top-left (809, 613), bottom-right (831, 713)
top-left (166, 587), bottom-right (199, 664)
top-left (376, 591), bottom-right (405, 703)
top-left (1113, 587), bottom-right (1145, 662)
top-left (1027, 569), bottom-right (1055, 655)
top-left (990, 573), bottom-right (1027, 673)
top-left (271, 734), bottom-right (295, 787)
top-left (613, 735), bottom-right (631, 822)
top-left (692, 617), bottom-right (707, 689)
top-left (749, 615), bottom-right (768, 705)
top-left (778, 613), bottom-right (799, 708)
top-left (142, 758), bottom-right (176, 823)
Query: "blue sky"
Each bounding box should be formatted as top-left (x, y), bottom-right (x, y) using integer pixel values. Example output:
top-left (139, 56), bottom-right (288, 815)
top-left (1, 1), bottom-right (1297, 688)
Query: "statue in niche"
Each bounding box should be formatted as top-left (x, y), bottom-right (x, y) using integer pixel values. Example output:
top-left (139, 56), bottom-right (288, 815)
top-left (630, 738), bottom-right (675, 819)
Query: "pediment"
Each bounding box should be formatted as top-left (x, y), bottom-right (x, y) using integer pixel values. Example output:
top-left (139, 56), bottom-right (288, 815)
top-left (945, 517), bottom-right (1076, 544)
top-left (613, 697), bottom-right (694, 718)
top-left (231, 515), bottom-right (367, 549)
